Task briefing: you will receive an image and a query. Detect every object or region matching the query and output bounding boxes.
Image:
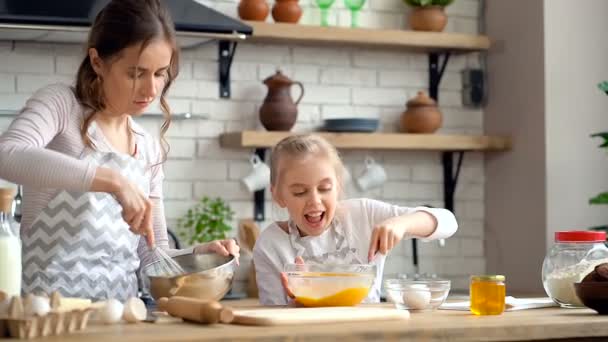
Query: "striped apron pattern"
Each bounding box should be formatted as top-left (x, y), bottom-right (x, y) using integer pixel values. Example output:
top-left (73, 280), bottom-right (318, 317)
top-left (22, 138), bottom-right (150, 301)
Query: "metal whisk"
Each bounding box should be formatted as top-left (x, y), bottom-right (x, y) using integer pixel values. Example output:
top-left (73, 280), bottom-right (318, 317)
top-left (148, 246), bottom-right (186, 277)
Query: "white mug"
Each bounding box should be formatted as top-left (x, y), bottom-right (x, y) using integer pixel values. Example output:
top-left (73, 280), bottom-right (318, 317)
top-left (356, 157), bottom-right (387, 191)
top-left (241, 154), bottom-right (271, 193)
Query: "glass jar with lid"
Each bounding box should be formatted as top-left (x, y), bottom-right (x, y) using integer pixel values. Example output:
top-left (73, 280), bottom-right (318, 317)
top-left (542, 231), bottom-right (608, 308)
top-left (470, 275), bottom-right (506, 315)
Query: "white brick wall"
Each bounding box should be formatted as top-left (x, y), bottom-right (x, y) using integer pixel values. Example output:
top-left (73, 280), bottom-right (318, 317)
top-left (0, 0), bottom-right (485, 293)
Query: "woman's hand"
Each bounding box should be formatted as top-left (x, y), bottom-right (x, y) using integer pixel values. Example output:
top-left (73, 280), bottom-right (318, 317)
top-left (91, 167), bottom-right (154, 246)
top-left (114, 175), bottom-right (154, 247)
top-left (280, 256), bottom-right (304, 302)
top-left (194, 239), bottom-right (240, 262)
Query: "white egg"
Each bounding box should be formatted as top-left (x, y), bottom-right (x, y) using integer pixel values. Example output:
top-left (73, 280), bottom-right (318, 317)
top-left (99, 299), bottom-right (124, 324)
top-left (24, 296), bottom-right (51, 316)
top-left (122, 297), bottom-right (147, 323)
top-left (403, 288), bottom-right (431, 310)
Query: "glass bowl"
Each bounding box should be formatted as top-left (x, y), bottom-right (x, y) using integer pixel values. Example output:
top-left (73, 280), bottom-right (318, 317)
top-left (384, 278), bottom-right (451, 311)
top-left (284, 263), bottom-right (376, 307)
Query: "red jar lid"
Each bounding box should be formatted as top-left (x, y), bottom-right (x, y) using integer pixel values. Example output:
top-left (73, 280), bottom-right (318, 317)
top-left (555, 231), bottom-right (606, 242)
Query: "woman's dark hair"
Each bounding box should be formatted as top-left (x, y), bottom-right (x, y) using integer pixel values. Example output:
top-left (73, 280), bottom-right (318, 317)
top-left (75, 0), bottom-right (179, 162)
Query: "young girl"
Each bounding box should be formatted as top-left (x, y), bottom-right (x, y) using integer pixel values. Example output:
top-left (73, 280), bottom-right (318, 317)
top-left (253, 134), bottom-right (457, 305)
top-left (0, 0), bottom-right (237, 301)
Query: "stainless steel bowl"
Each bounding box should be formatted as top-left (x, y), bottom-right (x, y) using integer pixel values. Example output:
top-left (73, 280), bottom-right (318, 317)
top-left (143, 253), bottom-right (236, 301)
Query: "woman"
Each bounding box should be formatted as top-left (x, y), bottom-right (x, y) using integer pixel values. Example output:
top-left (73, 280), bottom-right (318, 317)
top-left (0, 0), bottom-right (238, 301)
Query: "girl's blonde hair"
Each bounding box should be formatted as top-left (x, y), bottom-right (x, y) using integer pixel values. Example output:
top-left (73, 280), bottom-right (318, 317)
top-left (270, 134), bottom-right (345, 188)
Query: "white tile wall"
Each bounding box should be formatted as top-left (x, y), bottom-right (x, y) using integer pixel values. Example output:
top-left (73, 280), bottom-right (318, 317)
top-left (0, 0), bottom-right (485, 292)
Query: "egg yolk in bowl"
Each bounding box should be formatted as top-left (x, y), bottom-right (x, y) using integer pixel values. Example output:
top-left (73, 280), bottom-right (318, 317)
top-left (289, 272), bottom-right (374, 307)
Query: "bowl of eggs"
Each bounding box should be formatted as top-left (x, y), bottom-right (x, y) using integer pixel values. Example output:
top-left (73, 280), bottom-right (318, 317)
top-left (284, 263), bottom-right (376, 307)
top-left (384, 278), bottom-right (451, 311)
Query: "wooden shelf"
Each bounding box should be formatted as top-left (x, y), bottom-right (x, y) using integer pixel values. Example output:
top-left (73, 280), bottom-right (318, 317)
top-left (220, 131), bottom-right (511, 151)
top-left (244, 21), bottom-right (491, 52)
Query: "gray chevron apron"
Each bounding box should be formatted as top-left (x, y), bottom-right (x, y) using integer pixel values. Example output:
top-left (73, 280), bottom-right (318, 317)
top-left (22, 122), bottom-right (149, 301)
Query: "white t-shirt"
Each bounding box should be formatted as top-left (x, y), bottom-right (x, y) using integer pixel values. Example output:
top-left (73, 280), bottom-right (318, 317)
top-left (252, 198), bottom-right (458, 305)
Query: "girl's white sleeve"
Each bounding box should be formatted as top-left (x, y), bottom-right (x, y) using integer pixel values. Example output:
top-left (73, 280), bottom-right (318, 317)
top-left (252, 241), bottom-right (288, 306)
top-left (363, 198), bottom-right (458, 241)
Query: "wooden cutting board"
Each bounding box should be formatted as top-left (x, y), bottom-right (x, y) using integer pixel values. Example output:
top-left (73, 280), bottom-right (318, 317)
top-left (228, 307), bottom-right (410, 326)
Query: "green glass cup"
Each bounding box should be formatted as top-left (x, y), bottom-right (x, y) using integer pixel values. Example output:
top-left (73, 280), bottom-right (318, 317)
top-left (344, 0), bottom-right (366, 27)
top-left (315, 0), bottom-right (336, 26)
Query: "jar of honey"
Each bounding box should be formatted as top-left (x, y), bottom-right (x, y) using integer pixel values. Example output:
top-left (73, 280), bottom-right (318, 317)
top-left (470, 275), bottom-right (506, 315)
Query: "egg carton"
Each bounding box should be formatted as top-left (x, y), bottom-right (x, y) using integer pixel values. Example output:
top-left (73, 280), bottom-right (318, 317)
top-left (0, 292), bottom-right (95, 339)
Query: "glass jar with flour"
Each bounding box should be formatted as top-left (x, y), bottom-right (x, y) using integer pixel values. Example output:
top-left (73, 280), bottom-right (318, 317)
top-left (542, 231), bottom-right (608, 308)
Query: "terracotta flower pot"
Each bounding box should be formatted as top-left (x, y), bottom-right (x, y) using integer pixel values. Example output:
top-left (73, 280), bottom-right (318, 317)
top-left (409, 5), bottom-right (447, 32)
top-left (272, 0), bottom-right (302, 23)
top-left (400, 91), bottom-right (442, 133)
top-left (238, 0), bottom-right (270, 21)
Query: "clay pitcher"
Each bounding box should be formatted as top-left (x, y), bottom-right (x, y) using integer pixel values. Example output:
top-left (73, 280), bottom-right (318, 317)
top-left (272, 0), bottom-right (302, 23)
top-left (259, 70), bottom-right (304, 131)
top-left (400, 91), bottom-right (442, 133)
top-left (238, 0), bottom-right (270, 21)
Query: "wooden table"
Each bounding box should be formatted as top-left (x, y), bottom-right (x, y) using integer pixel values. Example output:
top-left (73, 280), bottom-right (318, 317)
top-left (2, 300), bottom-right (608, 342)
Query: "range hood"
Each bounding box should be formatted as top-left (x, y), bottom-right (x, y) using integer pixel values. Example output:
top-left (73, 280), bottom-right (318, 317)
top-left (0, 0), bottom-right (253, 48)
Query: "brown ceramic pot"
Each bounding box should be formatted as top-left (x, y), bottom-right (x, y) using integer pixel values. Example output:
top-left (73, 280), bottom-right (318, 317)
top-left (400, 91), bottom-right (442, 133)
top-left (259, 70), bottom-right (305, 131)
top-left (272, 0), bottom-right (302, 23)
top-left (409, 6), bottom-right (447, 32)
top-left (238, 0), bottom-right (270, 21)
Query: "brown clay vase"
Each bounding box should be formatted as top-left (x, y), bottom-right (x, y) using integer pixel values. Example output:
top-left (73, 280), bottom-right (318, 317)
top-left (272, 0), bottom-right (302, 23)
top-left (400, 91), bottom-right (442, 133)
top-left (238, 0), bottom-right (270, 21)
top-left (259, 70), bottom-right (305, 131)
top-left (409, 6), bottom-right (447, 32)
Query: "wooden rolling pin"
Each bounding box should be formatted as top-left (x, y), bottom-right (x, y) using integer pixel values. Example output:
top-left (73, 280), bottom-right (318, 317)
top-left (157, 297), bottom-right (234, 324)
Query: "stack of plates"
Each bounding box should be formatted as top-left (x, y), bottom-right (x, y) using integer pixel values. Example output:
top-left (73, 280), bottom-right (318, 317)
top-left (322, 118), bottom-right (379, 133)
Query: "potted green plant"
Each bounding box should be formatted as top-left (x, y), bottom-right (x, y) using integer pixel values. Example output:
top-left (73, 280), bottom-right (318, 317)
top-left (403, 0), bottom-right (454, 32)
top-left (178, 197), bottom-right (235, 245)
top-left (589, 81), bottom-right (608, 234)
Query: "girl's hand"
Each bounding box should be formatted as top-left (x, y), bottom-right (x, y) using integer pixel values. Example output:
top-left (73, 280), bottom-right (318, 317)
top-left (367, 216), bottom-right (409, 262)
top-left (194, 239), bottom-right (240, 263)
top-left (280, 256), bottom-right (304, 301)
top-left (113, 174), bottom-right (154, 247)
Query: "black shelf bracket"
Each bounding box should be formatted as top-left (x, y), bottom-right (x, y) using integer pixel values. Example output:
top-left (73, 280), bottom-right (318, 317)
top-left (218, 40), bottom-right (238, 99)
top-left (429, 51), bottom-right (451, 101)
top-left (442, 151), bottom-right (464, 212)
top-left (253, 148), bottom-right (267, 222)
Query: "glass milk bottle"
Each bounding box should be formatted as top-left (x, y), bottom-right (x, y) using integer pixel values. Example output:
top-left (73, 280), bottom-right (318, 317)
top-left (0, 188), bottom-right (21, 297)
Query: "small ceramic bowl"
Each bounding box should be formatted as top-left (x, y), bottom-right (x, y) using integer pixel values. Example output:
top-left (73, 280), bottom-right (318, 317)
top-left (284, 263), bottom-right (376, 307)
top-left (384, 278), bottom-right (451, 311)
top-left (574, 282), bottom-right (608, 314)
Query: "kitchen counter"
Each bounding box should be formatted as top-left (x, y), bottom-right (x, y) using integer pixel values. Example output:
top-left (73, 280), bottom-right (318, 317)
top-left (2, 299), bottom-right (608, 341)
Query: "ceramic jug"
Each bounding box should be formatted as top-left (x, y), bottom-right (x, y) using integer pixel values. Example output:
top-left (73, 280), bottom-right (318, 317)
top-left (272, 0), bottom-right (302, 23)
top-left (238, 0), bottom-right (270, 21)
top-left (259, 70), bottom-right (304, 131)
top-left (400, 91), bottom-right (442, 133)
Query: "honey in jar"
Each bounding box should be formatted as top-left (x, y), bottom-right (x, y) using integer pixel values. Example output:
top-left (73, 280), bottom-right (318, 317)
top-left (470, 275), bottom-right (506, 315)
